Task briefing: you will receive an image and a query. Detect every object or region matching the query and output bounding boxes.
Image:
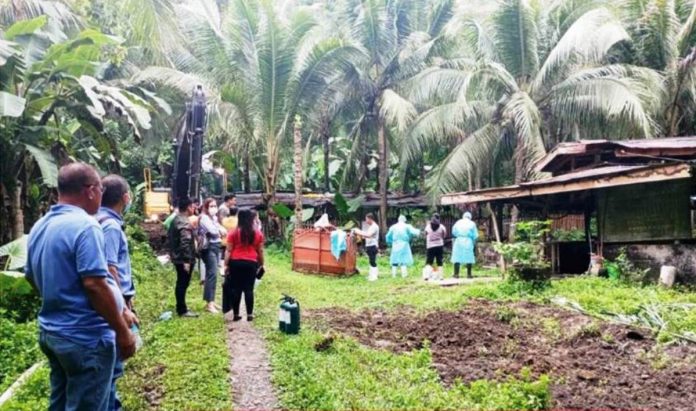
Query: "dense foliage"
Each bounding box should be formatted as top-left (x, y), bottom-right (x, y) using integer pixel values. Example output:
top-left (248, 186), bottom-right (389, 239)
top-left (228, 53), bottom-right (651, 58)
top-left (3, 0), bottom-right (696, 241)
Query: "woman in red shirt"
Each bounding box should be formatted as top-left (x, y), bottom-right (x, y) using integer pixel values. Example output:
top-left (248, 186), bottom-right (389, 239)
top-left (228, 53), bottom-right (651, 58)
top-left (222, 209), bottom-right (265, 321)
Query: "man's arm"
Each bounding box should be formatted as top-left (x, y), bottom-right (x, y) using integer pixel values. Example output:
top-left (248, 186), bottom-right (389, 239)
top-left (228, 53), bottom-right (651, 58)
top-left (179, 223), bottom-right (195, 262)
top-left (107, 266), bottom-right (121, 288)
top-left (83, 277), bottom-right (136, 359)
top-left (77, 225), bottom-right (135, 359)
top-left (102, 224), bottom-right (123, 287)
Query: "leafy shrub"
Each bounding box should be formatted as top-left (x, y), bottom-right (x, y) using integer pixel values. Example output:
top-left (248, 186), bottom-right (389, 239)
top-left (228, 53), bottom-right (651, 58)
top-left (495, 220), bottom-right (551, 283)
top-left (125, 223), bottom-right (148, 244)
top-left (0, 275), bottom-right (40, 323)
top-left (463, 368), bottom-right (551, 410)
top-left (0, 313), bottom-right (40, 392)
top-left (613, 248), bottom-right (650, 284)
top-left (551, 228), bottom-right (585, 242)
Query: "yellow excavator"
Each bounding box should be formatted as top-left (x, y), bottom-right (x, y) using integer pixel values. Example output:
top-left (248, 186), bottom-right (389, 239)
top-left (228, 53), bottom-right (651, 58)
top-left (143, 168), bottom-right (170, 219)
top-left (142, 85), bottom-right (208, 219)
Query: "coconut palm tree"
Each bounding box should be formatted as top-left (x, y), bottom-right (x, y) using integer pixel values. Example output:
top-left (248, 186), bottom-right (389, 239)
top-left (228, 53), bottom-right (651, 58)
top-left (336, 0), bottom-right (458, 236)
top-left (0, 17), bottom-right (162, 240)
top-left (139, 0), bottom-right (359, 205)
top-left (401, 0), bottom-right (663, 196)
top-left (620, 0), bottom-right (696, 136)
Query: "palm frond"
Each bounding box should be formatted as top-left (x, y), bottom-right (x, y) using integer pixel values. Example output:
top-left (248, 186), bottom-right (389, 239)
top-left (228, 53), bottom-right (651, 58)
top-left (426, 122), bottom-right (502, 196)
top-left (378, 88), bottom-right (417, 133)
top-left (502, 91), bottom-right (546, 174)
top-left (532, 7), bottom-right (629, 93)
top-left (401, 99), bottom-right (492, 166)
top-left (549, 64), bottom-right (663, 138)
top-left (123, 0), bottom-right (181, 65)
top-left (677, 0), bottom-right (696, 57)
top-left (131, 66), bottom-right (216, 97)
top-left (492, 0), bottom-right (540, 81)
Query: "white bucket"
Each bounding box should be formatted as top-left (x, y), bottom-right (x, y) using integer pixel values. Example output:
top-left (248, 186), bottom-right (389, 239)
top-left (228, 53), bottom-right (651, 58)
top-left (659, 266), bottom-right (677, 287)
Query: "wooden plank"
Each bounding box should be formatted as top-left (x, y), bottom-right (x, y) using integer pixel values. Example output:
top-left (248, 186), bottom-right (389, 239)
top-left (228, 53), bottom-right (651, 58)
top-left (598, 179), bottom-right (694, 242)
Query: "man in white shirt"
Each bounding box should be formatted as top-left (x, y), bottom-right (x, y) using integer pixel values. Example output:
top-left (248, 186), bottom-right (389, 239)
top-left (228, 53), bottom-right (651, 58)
top-left (353, 213), bottom-right (380, 281)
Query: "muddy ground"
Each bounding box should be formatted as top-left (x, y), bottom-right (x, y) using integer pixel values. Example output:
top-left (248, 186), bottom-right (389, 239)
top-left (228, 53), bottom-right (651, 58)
top-left (141, 221), bottom-right (168, 253)
top-left (310, 300), bottom-right (696, 410)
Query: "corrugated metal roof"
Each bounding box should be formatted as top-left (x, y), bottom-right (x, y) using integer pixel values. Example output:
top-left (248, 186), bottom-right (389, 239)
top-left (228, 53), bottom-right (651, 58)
top-left (615, 136), bottom-right (696, 149)
top-left (441, 163), bottom-right (692, 205)
top-left (535, 137), bottom-right (696, 173)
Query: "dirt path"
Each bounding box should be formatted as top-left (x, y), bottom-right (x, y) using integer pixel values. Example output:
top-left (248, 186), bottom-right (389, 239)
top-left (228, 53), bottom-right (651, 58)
top-left (226, 304), bottom-right (279, 411)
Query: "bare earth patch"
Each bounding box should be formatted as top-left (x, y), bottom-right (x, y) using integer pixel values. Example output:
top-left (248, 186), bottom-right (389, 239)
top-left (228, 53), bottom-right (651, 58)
top-left (310, 299), bottom-right (696, 410)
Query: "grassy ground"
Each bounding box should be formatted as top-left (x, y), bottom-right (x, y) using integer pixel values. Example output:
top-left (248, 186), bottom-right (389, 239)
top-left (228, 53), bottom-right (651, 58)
top-left (254, 250), bottom-right (696, 410)
top-left (0, 241), bottom-right (231, 411)
top-left (3, 245), bottom-right (695, 410)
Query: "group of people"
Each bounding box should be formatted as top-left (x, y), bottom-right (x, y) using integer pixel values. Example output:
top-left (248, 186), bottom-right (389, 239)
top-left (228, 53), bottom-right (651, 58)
top-left (25, 163), bottom-right (138, 411)
top-left (24, 163), bottom-right (267, 411)
top-left (166, 194), bottom-right (265, 321)
top-left (353, 211), bottom-right (478, 281)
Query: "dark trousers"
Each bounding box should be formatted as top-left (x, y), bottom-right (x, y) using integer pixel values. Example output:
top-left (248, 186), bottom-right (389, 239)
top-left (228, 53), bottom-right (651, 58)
top-left (426, 246), bottom-right (444, 266)
top-left (223, 259), bottom-right (257, 317)
top-left (366, 245), bottom-right (378, 267)
top-left (175, 263), bottom-right (193, 315)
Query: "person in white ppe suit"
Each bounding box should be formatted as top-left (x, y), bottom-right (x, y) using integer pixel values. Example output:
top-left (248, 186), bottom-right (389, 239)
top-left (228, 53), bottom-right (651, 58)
top-left (352, 213), bottom-right (380, 281)
top-left (451, 211), bottom-right (478, 278)
top-left (385, 215), bottom-right (420, 277)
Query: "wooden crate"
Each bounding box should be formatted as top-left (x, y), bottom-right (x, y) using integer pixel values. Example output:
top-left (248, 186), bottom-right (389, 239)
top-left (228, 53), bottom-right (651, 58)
top-left (292, 229), bottom-right (357, 276)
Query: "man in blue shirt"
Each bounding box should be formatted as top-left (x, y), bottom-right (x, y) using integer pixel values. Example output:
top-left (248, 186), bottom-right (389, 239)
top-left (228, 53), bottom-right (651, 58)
top-left (25, 163), bottom-right (136, 411)
top-left (97, 175), bottom-right (136, 307)
top-left (97, 174), bottom-right (139, 411)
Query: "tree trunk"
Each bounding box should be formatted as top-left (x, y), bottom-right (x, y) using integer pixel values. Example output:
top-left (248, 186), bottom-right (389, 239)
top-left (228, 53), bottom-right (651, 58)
top-left (243, 148), bottom-right (251, 193)
top-left (510, 146), bottom-right (526, 240)
top-left (377, 118), bottom-right (388, 241)
top-left (488, 203), bottom-right (506, 277)
top-left (0, 183), bottom-right (8, 244)
top-left (11, 182), bottom-right (23, 239)
top-left (293, 116), bottom-right (303, 227)
top-left (322, 120), bottom-right (331, 193)
top-left (264, 138), bottom-right (279, 207)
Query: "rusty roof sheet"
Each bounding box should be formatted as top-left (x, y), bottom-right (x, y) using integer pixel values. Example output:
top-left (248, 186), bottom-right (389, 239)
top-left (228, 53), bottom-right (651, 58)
top-left (234, 192), bottom-right (429, 209)
top-left (614, 136), bottom-right (696, 149)
top-left (441, 163), bottom-right (692, 205)
top-left (535, 137), bottom-right (696, 172)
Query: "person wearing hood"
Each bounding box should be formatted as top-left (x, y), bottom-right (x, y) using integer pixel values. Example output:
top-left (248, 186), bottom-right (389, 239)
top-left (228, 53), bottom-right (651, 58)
top-left (385, 215), bottom-right (420, 278)
top-left (424, 213), bottom-right (447, 281)
top-left (451, 212), bottom-right (478, 278)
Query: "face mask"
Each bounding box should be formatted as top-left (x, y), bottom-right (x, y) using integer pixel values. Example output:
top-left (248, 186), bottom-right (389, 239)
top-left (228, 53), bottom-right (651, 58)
top-left (124, 200), bottom-right (132, 214)
top-left (209, 207), bottom-right (218, 215)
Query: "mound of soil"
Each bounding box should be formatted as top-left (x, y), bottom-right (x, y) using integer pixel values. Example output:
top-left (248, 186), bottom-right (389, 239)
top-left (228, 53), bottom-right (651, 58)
top-left (310, 300), bottom-right (696, 410)
top-left (141, 222), bottom-right (168, 253)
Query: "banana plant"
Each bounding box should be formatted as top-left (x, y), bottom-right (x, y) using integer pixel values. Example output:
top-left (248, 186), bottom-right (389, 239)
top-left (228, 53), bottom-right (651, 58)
top-left (0, 236), bottom-right (27, 277)
top-left (0, 16), bottom-right (167, 241)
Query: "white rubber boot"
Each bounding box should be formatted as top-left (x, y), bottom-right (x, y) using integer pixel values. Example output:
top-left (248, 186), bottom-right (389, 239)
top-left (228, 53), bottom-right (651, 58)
top-left (391, 266), bottom-right (397, 278)
top-left (422, 265), bottom-right (432, 281)
top-left (401, 265), bottom-right (408, 278)
top-left (368, 266), bottom-right (378, 281)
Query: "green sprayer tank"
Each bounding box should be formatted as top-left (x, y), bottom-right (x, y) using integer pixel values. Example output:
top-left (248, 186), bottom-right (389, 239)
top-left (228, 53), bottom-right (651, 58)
top-left (279, 294), bottom-right (301, 334)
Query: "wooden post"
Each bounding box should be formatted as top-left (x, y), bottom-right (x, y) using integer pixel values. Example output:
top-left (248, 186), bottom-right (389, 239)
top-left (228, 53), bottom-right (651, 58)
top-left (487, 203), bottom-right (506, 277)
top-left (293, 115), bottom-right (303, 228)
